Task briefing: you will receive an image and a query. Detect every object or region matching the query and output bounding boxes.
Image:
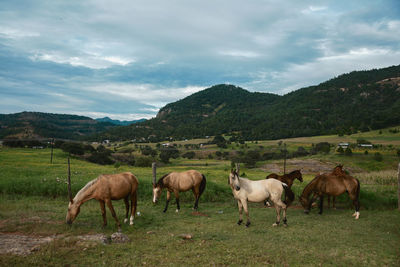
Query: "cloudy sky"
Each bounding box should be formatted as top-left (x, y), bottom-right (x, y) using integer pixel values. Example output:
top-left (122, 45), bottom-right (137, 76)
top-left (1, 1), bottom-right (399, 120)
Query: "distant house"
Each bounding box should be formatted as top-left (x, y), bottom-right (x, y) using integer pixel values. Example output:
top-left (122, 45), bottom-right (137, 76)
top-left (338, 142), bottom-right (349, 148)
top-left (359, 144), bottom-right (373, 148)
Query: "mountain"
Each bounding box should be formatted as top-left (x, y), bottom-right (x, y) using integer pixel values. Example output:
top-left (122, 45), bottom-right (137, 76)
top-left (96, 117), bottom-right (146, 126)
top-left (0, 112), bottom-right (116, 140)
top-left (97, 65), bottom-right (400, 141)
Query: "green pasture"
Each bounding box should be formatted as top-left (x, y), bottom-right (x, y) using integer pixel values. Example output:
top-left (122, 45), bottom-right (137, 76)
top-left (0, 147), bottom-right (399, 266)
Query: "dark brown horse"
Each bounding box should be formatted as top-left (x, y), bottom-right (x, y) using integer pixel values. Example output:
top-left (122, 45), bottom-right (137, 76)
top-left (66, 172), bottom-right (139, 230)
top-left (152, 170), bottom-right (206, 213)
top-left (299, 166), bottom-right (360, 219)
top-left (266, 169), bottom-right (303, 188)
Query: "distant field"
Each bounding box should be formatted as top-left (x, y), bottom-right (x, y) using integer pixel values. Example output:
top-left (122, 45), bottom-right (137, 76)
top-left (0, 128), bottom-right (399, 265)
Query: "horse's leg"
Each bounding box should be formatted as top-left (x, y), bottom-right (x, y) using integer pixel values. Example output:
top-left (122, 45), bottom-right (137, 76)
top-left (99, 200), bottom-right (107, 227)
top-left (318, 195), bottom-right (324, 215)
top-left (333, 196), bottom-right (336, 209)
top-left (105, 199), bottom-right (121, 231)
top-left (350, 190), bottom-right (360, 219)
top-left (242, 200), bottom-right (250, 227)
top-left (174, 190), bottom-right (180, 213)
top-left (272, 204), bottom-right (281, 226)
top-left (327, 196), bottom-right (331, 209)
top-left (163, 191), bottom-right (171, 213)
top-left (130, 191), bottom-right (137, 225)
top-left (237, 200), bottom-right (243, 225)
top-left (123, 196), bottom-right (129, 224)
top-left (192, 187), bottom-right (200, 210)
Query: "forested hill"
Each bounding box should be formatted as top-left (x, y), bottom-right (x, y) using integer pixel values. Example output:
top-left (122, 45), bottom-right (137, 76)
top-left (97, 65), bottom-right (400, 141)
top-left (0, 112), bottom-right (115, 140)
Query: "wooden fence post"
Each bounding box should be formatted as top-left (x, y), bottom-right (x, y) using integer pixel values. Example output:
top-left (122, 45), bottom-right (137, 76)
top-left (398, 163), bottom-right (400, 211)
top-left (50, 138), bottom-right (54, 164)
top-left (152, 162), bottom-right (157, 185)
top-left (283, 143), bottom-right (287, 175)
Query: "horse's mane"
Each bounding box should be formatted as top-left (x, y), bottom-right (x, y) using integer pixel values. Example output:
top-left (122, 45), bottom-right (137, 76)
top-left (74, 177), bottom-right (99, 202)
top-left (289, 170), bottom-right (300, 175)
top-left (157, 173), bottom-right (171, 188)
top-left (300, 174), bottom-right (322, 197)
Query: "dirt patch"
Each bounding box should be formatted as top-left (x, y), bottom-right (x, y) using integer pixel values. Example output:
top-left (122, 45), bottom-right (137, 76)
top-left (0, 232), bottom-right (130, 255)
top-left (0, 233), bottom-right (56, 255)
top-left (261, 159), bottom-right (361, 175)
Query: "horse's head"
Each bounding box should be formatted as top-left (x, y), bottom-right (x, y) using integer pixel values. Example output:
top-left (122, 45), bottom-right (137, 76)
top-left (294, 170), bottom-right (303, 182)
top-left (66, 200), bottom-right (81, 224)
top-left (229, 170), bottom-right (241, 191)
top-left (332, 165), bottom-right (346, 176)
top-left (152, 183), bottom-right (162, 203)
top-left (298, 195), bottom-right (310, 214)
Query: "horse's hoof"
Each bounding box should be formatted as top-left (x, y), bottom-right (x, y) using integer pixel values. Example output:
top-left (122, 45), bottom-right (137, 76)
top-left (272, 223), bottom-right (278, 227)
top-left (175, 209), bottom-right (179, 213)
top-left (245, 222), bottom-right (250, 227)
top-left (163, 210), bottom-right (167, 213)
top-left (283, 223), bottom-right (288, 227)
top-left (124, 218), bottom-right (128, 224)
top-left (237, 220), bottom-right (243, 225)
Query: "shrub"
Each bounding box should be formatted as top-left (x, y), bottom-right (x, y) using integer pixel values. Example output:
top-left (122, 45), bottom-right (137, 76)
top-left (337, 146), bottom-right (344, 154)
top-left (344, 147), bottom-right (353, 156)
top-left (182, 151), bottom-right (196, 159)
top-left (373, 152), bottom-right (383, 162)
top-left (60, 142), bottom-right (85, 155)
top-left (135, 156), bottom-right (153, 167)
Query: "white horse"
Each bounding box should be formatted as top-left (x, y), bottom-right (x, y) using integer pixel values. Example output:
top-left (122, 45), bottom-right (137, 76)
top-left (228, 170), bottom-right (289, 227)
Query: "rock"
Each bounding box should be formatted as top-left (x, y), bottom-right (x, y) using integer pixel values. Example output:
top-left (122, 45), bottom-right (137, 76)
top-left (111, 232), bottom-right (130, 243)
top-left (179, 234), bottom-right (192, 240)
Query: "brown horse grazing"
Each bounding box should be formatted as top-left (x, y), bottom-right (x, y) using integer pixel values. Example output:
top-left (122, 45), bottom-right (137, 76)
top-left (311, 165), bottom-right (348, 209)
top-left (266, 169), bottom-right (303, 188)
top-left (152, 170), bottom-right (206, 213)
top-left (299, 166), bottom-right (360, 219)
top-left (66, 172), bottom-right (139, 230)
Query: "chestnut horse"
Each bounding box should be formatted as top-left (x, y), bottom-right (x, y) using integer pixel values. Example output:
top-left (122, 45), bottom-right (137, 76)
top-left (299, 166), bottom-right (360, 219)
top-left (152, 170), bottom-right (206, 212)
top-left (229, 170), bottom-right (291, 227)
top-left (66, 172), bottom-right (138, 230)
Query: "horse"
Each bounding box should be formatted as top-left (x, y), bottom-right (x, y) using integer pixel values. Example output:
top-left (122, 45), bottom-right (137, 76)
top-left (266, 169), bottom-right (303, 188)
top-left (299, 166), bottom-right (360, 219)
top-left (228, 169), bottom-right (292, 227)
top-left (152, 170), bottom-right (206, 213)
top-left (311, 165), bottom-right (349, 209)
top-left (66, 172), bottom-right (139, 230)
top-left (265, 169), bottom-right (302, 207)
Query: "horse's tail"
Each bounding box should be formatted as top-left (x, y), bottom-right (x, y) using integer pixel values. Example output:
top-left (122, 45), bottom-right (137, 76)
top-left (199, 174), bottom-right (206, 197)
top-left (282, 183), bottom-right (294, 207)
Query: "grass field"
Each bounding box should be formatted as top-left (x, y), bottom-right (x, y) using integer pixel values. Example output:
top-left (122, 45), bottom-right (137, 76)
top-left (0, 140), bottom-right (399, 265)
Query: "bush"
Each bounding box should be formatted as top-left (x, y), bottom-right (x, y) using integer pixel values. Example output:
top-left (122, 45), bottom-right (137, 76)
top-left (344, 147), bottom-right (353, 156)
top-left (60, 142), bottom-right (85, 155)
top-left (135, 156), bottom-right (153, 167)
top-left (337, 146), bottom-right (344, 154)
top-left (373, 152), bottom-right (383, 162)
top-left (87, 152), bottom-right (114, 165)
top-left (182, 151), bottom-right (196, 159)
top-left (312, 142), bottom-right (331, 154)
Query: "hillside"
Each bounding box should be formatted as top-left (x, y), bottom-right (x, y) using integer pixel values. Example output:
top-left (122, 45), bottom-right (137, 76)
top-left (97, 65), bottom-right (400, 141)
top-left (95, 117), bottom-right (146, 126)
top-left (0, 112), bottom-right (115, 140)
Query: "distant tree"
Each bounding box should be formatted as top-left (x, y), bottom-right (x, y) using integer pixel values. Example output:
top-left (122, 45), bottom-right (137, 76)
top-left (344, 147), bottom-right (352, 156)
top-left (336, 146), bottom-right (344, 154)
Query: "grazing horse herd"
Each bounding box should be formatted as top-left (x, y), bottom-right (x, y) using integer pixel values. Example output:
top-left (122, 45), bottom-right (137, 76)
top-left (66, 165), bottom-right (361, 230)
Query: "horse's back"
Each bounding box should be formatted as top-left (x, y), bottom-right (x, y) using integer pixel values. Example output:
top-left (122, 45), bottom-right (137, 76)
top-left (99, 172), bottom-right (138, 199)
top-left (169, 170), bottom-right (203, 191)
